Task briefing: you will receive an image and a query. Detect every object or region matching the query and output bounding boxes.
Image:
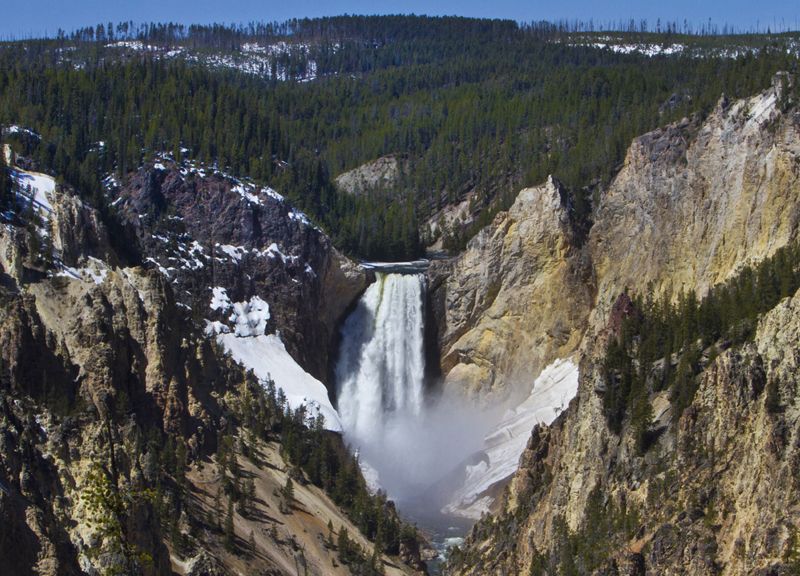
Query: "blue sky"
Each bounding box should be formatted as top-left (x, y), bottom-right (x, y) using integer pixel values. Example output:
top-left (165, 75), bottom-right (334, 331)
top-left (2, 0), bottom-right (799, 38)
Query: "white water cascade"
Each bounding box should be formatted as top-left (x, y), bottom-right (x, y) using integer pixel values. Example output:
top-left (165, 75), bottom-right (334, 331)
top-left (336, 270), bottom-right (492, 503)
top-left (336, 272), bottom-right (426, 441)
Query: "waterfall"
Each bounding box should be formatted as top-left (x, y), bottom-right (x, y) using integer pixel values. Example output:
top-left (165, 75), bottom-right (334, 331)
top-left (336, 272), bottom-right (426, 442)
top-left (336, 270), bottom-right (491, 502)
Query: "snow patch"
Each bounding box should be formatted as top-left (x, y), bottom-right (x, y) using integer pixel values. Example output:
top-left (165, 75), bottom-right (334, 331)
top-left (13, 169), bottom-right (56, 217)
top-left (230, 296), bottom-right (271, 337)
top-left (262, 242), bottom-right (297, 263)
top-left (105, 40), bottom-right (158, 51)
top-left (209, 329), bottom-right (341, 431)
top-left (84, 257), bottom-right (110, 284)
top-left (54, 257), bottom-right (110, 285)
top-left (102, 173), bottom-right (120, 191)
top-left (145, 257), bottom-right (172, 277)
top-left (589, 42), bottom-right (685, 56)
top-left (748, 91), bottom-right (778, 125)
top-left (209, 286), bottom-right (232, 311)
top-left (263, 187), bottom-right (284, 202)
top-left (233, 183), bottom-right (262, 205)
top-left (208, 289), bottom-right (270, 337)
top-left (10, 167), bottom-right (57, 238)
top-left (443, 358), bottom-right (580, 518)
top-left (184, 41), bottom-right (322, 82)
top-left (4, 125), bottom-right (41, 139)
top-left (287, 210), bottom-right (311, 226)
top-left (217, 244), bottom-right (248, 262)
top-left (206, 286), bottom-right (338, 430)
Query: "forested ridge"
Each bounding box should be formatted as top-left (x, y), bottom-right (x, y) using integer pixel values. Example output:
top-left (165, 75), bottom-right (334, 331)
top-left (0, 16), bottom-right (798, 259)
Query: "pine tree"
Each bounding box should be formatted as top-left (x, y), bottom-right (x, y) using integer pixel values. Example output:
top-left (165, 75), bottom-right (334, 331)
top-left (371, 543), bottom-right (383, 574)
top-left (326, 519), bottom-right (335, 548)
top-left (163, 435), bottom-right (177, 475)
top-left (213, 485), bottom-right (223, 531)
top-left (238, 476), bottom-right (256, 518)
top-left (786, 528), bottom-right (800, 573)
top-left (631, 388), bottom-right (654, 454)
top-left (337, 527), bottom-right (351, 564)
top-left (224, 495), bottom-right (235, 551)
top-left (281, 477), bottom-right (294, 513)
top-left (766, 377), bottom-right (782, 414)
top-left (0, 151), bottom-right (12, 212)
top-left (174, 439), bottom-right (188, 493)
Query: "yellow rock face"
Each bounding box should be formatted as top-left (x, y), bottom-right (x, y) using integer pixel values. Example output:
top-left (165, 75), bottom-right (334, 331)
top-left (428, 176), bottom-right (594, 405)
top-left (589, 80), bottom-right (800, 331)
top-left (448, 75), bottom-right (800, 576)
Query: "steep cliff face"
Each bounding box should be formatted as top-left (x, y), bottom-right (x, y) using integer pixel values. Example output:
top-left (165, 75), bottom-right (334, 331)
top-left (0, 168), bottom-right (227, 573)
top-left (433, 74), bottom-right (799, 408)
top-left (0, 262), bottom-right (221, 576)
top-left (115, 160), bottom-right (368, 383)
top-left (334, 155), bottom-right (405, 196)
top-left (589, 73), bottom-right (800, 321)
top-left (450, 286), bottom-right (800, 576)
top-left (428, 176), bottom-right (594, 404)
top-left (50, 191), bottom-right (117, 269)
top-left (0, 264), bottom-right (415, 576)
top-left (447, 75), bottom-right (800, 575)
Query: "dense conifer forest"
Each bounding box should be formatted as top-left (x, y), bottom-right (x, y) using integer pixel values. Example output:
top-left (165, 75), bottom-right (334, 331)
top-left (0, 16), bottom-right (798, 259)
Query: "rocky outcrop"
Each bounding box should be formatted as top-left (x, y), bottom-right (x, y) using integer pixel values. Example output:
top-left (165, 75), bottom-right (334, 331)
top-left (0, 268), bottom-right (204, 575)
top-left (50, 191), bottom-right (116, 268)
top-left (433, 74), bottom-right (800, 409)
top-left (115, 161), bottom-right (368, 383)
top-left (0, 158), bottom-right (414, 575)
top-left (0, 259), bottom-right (415, 575)
top-left (428, 176), bottom-right (593, 403)
top-left (334, 155), bottom-right (404, 196)
top-left (27, 267), bottom-right (217, 437)
top-left (451, 283), bottom-right (800, 576)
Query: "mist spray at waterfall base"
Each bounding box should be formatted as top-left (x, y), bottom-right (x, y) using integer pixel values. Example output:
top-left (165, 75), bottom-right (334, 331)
top-left (352, 392), bottom-right (496, 501)
top-left (336, 272), bottom-right (498, 509)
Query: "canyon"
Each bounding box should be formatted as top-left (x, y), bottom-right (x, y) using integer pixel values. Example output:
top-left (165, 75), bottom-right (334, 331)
top-left (1, 66), bottom-right (799, 576)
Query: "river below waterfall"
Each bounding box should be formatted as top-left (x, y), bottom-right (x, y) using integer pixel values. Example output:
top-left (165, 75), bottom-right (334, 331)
top-left (335, 269), bottom-right (494, 571)
top-left (399, 497), bottom-right (473, 573)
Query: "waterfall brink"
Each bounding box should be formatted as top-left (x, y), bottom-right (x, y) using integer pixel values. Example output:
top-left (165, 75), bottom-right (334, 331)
top-left (336, 272), bottom-right (426, 441)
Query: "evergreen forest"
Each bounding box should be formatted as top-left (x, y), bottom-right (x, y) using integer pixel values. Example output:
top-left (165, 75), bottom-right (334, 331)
top-left (0, 16), bottom-right (798, 259)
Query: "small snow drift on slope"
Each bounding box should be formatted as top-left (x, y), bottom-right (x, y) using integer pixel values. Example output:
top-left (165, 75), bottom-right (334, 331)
top-left (11, 168), bottom-right (56, 226)
top-left (207, 287), bottom-right (341, 431)
top-left (443, 358), bottom-right (580, 518)
top-left (56, 256), bottom-right (110, 285)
